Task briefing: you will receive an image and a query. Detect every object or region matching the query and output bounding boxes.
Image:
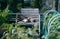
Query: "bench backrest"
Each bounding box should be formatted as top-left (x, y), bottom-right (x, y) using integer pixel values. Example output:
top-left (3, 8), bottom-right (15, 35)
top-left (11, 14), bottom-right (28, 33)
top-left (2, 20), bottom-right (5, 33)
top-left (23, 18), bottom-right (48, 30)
top-left (21, 8), bottom-right (39, 22)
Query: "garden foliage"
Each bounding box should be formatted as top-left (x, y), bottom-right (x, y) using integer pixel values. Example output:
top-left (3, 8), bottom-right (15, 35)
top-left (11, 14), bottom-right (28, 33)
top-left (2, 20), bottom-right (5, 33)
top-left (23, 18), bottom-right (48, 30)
top-left (44, 10), bottom-right (60, 39)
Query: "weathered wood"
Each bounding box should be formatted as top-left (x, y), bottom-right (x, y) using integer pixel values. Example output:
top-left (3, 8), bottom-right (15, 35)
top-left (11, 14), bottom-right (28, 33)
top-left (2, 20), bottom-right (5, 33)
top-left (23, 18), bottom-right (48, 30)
top-left (8, 8), bottom-right (39, 25)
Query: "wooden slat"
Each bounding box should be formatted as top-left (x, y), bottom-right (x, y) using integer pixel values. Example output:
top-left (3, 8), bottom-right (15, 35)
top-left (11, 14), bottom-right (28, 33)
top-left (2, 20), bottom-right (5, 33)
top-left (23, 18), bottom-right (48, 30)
top-left (18, 22), bottom-right (39, 25)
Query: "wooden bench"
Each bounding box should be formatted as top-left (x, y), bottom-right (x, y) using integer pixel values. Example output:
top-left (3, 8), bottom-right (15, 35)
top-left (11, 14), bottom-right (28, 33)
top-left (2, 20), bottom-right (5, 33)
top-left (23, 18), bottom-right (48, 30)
top-left (18, 8), bottom-right (40, 25)
top-left (8, 8), bottom-right (40, 26)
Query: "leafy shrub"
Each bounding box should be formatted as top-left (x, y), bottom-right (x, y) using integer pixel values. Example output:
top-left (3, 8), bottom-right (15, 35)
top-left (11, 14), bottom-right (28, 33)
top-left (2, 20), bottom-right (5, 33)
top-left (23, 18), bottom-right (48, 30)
top-left (2, 23), bottom-right (14, 32)
top-left (45, 14), bottom-right (60, 39)
top-left (0, 5), bottom-right (11, 25)
top-left (1, 24), bottom-right (38, 39)
top-left (44, 11), bottom-right (58, 27)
